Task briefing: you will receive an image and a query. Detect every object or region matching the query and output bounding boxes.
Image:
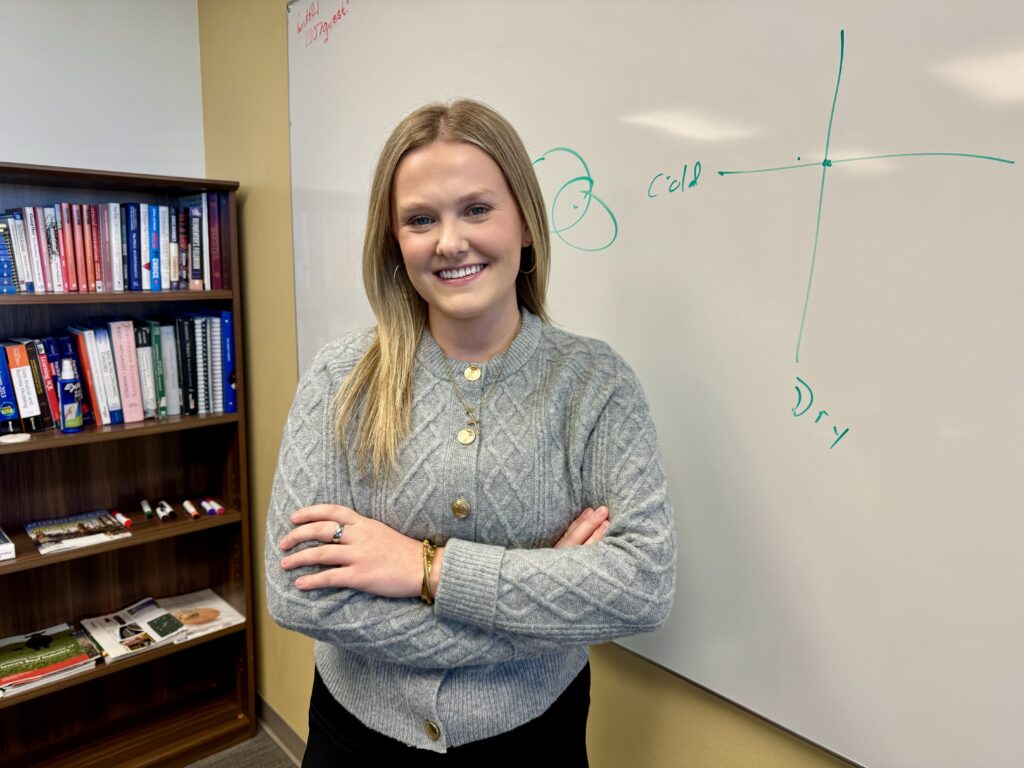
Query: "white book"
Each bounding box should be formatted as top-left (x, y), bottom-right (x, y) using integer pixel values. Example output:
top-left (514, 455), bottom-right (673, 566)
top-left (6, 215), bottom-right (31, 293)
top-left (200, 193), bottom-right (210, 290)
top-left (136, 335), bottom-right (157, 419)
top-left (193, 317), bottom-right (208, 415)
top-left (73, 328), bottom-right (111, 425)
top-left (97, 206), bottom-right (110, 293)
top-left (43, 208), bottom-right (65, 294)
top-left (159, 325), bottom-right (181, 417)
top-left (108, 203), bottom-right (124, 292)
top-left (209, 316), bottom-right (223, 413)
top-left (93, 328), bottom-right (123, 422)
top-left (139, 203), bottom-right (150, 291)
top-left (158, 206), bottom-right (170, 291)
top-left (21, 208), bottom-right (47, 293)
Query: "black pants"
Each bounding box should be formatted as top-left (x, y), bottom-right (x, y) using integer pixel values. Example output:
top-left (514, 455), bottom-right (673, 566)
top-left (302, 663), bottom-right (591, 767)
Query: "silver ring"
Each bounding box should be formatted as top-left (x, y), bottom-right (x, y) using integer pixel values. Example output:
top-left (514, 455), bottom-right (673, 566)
top-left (331, 523), bottom-right (345, 544)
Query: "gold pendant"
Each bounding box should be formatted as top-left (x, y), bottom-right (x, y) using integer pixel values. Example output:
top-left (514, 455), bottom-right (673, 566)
top-left (457, 427), bottom-right (477, 445)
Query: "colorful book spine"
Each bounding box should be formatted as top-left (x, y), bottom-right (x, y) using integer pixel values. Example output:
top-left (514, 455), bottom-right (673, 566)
top-left (3, 342), bottom-right (43, 432)
top-left (174, 315), bottom-right (196, 415)
top-left (43, 208), bottom-right (65, 294)
top-left (59, 335), bottom-right (94, 426)
top-left (81, 205), bottom-right (96, 292)
top-left (93, 328), bottom-right (123, 425)
top-left (147, 320), bottom-right (167, 418)
top-left (71, 204), bottom-right (88, 294)
top-left (108, 203), bottom-right (124, 292)
top-left (168, 206), bottom-right (179, 288)
top-left (31, 207), bottom-right (51, 293)
top-left (58, 203), bottom-right (76, 292)
top-left (220, 309), bottom-right (235, 415)
top-left (188, 206), bottom-right (203, 290)
top-left (67, 328), bottom-right (110, 426)
top-left (208, 194), bottom-right (222, 290)
top-left (0, 223), bottom-right (17, 294)
top-left (158, 205), bottom-right (170, 291)
top-left (0, 351), bottom-right (21, 434)
top-left (177, 207), bottom-right (189, 290)
top-left (98, 205), bottom-right (112, 293)
top-left (32, 340), bottom-right (60, 425)
top-left (148, 203), bottom-right (161, 291)
top-left (2, 211), bottom-right (33, 292)
top-left (88, 205), bottom-right (103, 292)
top-left (123, 204), bottom-right (142, 291)
top-left (139, 203), bottom-right (151, 291)
top-left (107, 320), bottom-right (144, 423)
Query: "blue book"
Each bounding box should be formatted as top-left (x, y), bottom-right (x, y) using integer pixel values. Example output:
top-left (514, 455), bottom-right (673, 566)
top-left (220, 310), bottom-right (236, 413)
top-left (92, 327), bottom-right (123, 425)
top-left (0, 351), bottom-right (22, 434)
top-left (148, 204), bottom-right (161, 291)
top-left (0, 223), bottom-right (17, 294)
top-left (123, 203), bottom-right (142, 291)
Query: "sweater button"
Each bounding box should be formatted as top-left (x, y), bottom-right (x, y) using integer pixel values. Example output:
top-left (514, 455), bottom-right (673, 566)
top-left (464, 365), bottom-right (481, 381)
top-left (451, 498), bottom-right (471, 519)
top-left (457, 427), bottom-right (476, 445)
top-left (424, 720), bottom-right (441, 741)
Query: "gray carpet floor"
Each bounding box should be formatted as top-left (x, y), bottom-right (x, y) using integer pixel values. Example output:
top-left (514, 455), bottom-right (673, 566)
top-left (187, 728), bottom-right (298, 768)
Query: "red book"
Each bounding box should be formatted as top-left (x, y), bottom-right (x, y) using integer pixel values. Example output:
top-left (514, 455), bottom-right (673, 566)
top-left (67, 329), bottom-right (104, 426)
top-left (32, 208), bottom-right (51, 293)
top-left (59, 203), bottom-right (77, 292)
top-left (71, 205), bottom-right (89, 293)
top-left (82, 205), bottom-right (96, 292)
top-left (208, 194), bottom-right (222, 290)
top-left (32, 340), bottom-right (60, 425)
top-left (88, 204), bottom-right (103, 292)
top-left (3, 342), bottom-right (44, 432)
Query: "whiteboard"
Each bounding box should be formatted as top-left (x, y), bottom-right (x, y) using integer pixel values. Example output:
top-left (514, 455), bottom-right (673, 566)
top-left (286, 2), bottom-right (1024, 766)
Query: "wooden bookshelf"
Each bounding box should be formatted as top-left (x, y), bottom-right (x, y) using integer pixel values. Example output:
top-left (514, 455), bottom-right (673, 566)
top-left (0, 162), bottom-right (255, 767)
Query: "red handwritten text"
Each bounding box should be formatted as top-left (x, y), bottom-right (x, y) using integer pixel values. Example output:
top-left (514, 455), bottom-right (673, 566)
top-left (303, 0), bottom-right (349, 48)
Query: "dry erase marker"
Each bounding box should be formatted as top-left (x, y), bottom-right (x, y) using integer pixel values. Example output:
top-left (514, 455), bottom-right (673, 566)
top-left (155, 500), bottom-right (175, 521)
top-left (140, 499), bottom-right (154, 519)
top-left (113, 510), bottom-right (132, 529)
top-left (206, 498), bottom-right (225, 515)
top-left (183, 500), bottom-right (200, 520)
top-left (200, 499), bottom-right (216, 515)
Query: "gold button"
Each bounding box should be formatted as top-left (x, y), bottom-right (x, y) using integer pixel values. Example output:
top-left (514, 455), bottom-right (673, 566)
top-left (424, 720), bottom-right (441, 741)
top-left (451, 498), bottom-right (471, 519)
top-left (464, 365), bottom-right (481, 381)
top-left (457, 427), bottom-right (476, 445)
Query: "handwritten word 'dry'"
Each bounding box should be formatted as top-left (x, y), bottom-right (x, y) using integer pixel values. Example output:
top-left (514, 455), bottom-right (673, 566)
top-left (792, 376), bottom-right (849, 450)
top-left (647, 162), bottom-right (702, 199)
top-left (298, 0), bottom-right (350, 48)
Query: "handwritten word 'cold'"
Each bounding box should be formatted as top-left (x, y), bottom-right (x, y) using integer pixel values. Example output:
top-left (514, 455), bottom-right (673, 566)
top-left (792, 376), bottom-right (849, 450)
top-left (647, 162), bottom-right (702, 199)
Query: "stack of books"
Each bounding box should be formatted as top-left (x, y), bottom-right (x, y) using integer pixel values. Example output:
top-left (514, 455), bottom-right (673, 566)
top-left (0, 623), bottom-right (102, 698)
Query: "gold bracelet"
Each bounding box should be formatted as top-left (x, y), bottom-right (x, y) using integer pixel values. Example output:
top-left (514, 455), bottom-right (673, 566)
top-left (421, 539), bottom-right (436, 605)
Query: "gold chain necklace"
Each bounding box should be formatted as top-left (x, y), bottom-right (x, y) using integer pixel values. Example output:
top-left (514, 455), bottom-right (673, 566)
top-left (442, 319), bottom-right (520, 445)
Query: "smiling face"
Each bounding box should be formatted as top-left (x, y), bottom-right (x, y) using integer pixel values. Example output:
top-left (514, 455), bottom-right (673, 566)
top-left (391, 140), bottom-right (531, 341)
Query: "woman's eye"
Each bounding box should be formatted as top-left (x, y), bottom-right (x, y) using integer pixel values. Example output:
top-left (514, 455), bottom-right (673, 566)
top-left (467, 205), bottom-right (489, 217)
top-left (409, 215), bottom-right (432, 227)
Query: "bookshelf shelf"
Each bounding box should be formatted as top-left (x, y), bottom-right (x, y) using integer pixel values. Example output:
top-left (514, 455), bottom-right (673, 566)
top-left (0, 509), bottom-right (242, 576)
top-left (0, 163), bottom-right (255, 767)
top-left (0, 623), bottom-right (246, 711)
top-left (0, 290), bottom-right (233, 306)
top-left (0, 412), bottom-right (239, 455)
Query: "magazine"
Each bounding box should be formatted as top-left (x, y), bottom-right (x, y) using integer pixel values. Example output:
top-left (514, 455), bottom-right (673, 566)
top-left (80, 597), bottom-right (186, 663)
top-left (0, 525), bottom-right (13, 560)
top-left (0, 623), bottom-right (100, 697)
top-left (23, 510), bottom-right (130, 555)
top-left (156, 589), bottom-right (245, 642)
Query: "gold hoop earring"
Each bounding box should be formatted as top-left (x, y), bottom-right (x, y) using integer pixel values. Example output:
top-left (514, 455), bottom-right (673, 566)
top-left (393, 263), bottom-right (405, 283)
top-left (519, 247), bottom-right (537, 275)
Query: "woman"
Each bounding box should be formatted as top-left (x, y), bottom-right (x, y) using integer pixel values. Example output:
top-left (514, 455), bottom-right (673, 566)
top-left (266, 99), bottom-right (676, 765)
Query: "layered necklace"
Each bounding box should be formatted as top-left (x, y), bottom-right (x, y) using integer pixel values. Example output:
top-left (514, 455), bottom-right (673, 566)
top-left (442, 317), bottom-right (521, 445)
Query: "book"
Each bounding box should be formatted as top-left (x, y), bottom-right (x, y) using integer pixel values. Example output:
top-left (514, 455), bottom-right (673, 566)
top-left (123, 203), bottom-right (142, 291)
top-left (81, 204), bottom-right (96, 293)
top-left (160, 324), bottom-right (181, 417)
top-left (209, 316), bottom-right (223, 413)
top-left (88, 204), bottom-right (103, 292)
top-left (71, 204), bottom-right (88, 294)
top-left (134, 323), bottom-right (157, 419)
top-left (176, 206), bottom-right (189, 290)
top-left (107, 320), bottom-right (144, 423)
top-left (66, 328), bottom-right (109, 425)
top-left (2, 342), bottom-right (43, 432)
top-left (158, 205), bottom-right (170, 291)
top-left (55, 203), bottom-right (74, 292)
top-left (31, 207), bottom-right (51, 293)
top-left (156, 589), bottom-right (245, 642)
top-left (30, 340), bottom-right (59, 426)
top-left (108, 203), bottom-right (124, 292)
top-left (0, 212), bottom-right (31, 292)
top-left (19, 207), bottom-right (44, 293)
top-left (58, 335), bottom-right (94, 426)
top-left (140, 202), bottom-right (151, 291)
top-left (208, 193), bottom-right (222, 290)
top-left (0, 526), bottom-right (13, 560)
top-left (92, 327), bottom-right (124, 425)
top-left (168, 205), bottom-right (179, 288)
top-left (0, 351), bottom-right (22, 435)
top-left (219, 311), bottom-right (235, 413)
top-left (147, 320), bottom-right (167, 417)
top-left (175, 315), bottom-right (196, 414)
top-left (0, 222), bottom-right (17, 294)
top-left (23, 509), bottom-right (130, 555)
top-left (148, 203), bottom-right (161, 291)
top-left (0, 623), bottom-right (100, 696)
top-left (42, 207), bottom-right (65, 294)
top-left (80, 597), bottom-right (186, 663)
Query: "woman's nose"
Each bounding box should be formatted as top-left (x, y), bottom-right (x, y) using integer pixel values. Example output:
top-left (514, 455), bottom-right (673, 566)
top-left (436, 218), bottom-right (468, 258)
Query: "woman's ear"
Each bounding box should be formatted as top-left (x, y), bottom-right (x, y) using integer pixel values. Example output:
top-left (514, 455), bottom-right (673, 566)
top-left (522, 227), bottom-right (533, 248)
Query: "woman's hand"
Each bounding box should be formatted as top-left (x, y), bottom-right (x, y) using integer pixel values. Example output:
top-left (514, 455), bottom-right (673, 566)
top-left (279, 504), bottom-right (424, 598)
top-left (554, 505), bottom-right (609, 548)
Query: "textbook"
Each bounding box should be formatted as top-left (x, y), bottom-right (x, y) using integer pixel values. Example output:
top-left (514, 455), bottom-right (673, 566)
top-left (81, 597), bottom-right (185, 663)
top-left (156, 589), bottom-right (245, 642)
top-left (0, 623), bottom-right (101, 698)
top-left (23, 510), bottom-right (130, 555)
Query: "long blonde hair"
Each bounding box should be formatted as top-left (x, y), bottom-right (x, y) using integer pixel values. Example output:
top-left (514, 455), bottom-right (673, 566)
top-left (334, 100), bottom-right (551, 477)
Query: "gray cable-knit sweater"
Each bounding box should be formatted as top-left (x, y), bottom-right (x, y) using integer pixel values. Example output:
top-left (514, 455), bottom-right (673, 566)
top-left (265, 308), bottom-right (676, 753)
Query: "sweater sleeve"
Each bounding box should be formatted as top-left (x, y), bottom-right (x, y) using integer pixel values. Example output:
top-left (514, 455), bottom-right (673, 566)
top-left (432, 352), bottom-right (677, 643)
top-left (264, 341), bottom-right (574, 668)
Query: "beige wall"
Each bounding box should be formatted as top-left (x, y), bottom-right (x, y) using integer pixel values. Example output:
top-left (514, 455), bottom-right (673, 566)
top-left (196, 2), bottom-right (851, 765)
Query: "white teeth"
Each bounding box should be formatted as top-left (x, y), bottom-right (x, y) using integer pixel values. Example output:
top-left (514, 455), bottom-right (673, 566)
top-left (439, 264), bottom-right (484, 280)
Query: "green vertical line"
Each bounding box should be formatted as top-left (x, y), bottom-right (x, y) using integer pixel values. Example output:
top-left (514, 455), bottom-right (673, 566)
top-left (796, 29), bottom-right (845, 364)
